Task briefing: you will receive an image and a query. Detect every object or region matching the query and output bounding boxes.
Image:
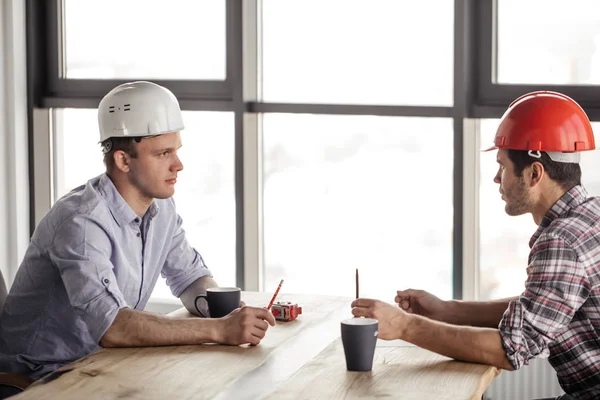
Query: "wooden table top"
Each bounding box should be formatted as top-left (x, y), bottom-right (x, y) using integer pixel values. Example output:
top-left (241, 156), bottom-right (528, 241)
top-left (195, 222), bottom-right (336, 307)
top-left (14, 292), bottom-right (499, 400)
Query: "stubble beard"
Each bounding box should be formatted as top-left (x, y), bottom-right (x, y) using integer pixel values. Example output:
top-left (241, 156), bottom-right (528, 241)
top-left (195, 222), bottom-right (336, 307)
top-left (503, 177), bottom-right (530, 217)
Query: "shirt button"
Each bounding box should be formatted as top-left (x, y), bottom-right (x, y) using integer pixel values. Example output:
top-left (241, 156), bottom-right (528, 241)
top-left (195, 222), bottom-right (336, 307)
top-left (103, 278), bottom-right (109, 284)
top-left (134, 218), bottom-right (140, 223)
top-left (137, 232), bottom-right (141, 237)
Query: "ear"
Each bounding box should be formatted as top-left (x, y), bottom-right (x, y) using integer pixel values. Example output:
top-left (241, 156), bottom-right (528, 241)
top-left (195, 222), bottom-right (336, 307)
top-left (529, 162), bottom-right (544, 187)
top-left (113, 150), bottom-right (131, 173)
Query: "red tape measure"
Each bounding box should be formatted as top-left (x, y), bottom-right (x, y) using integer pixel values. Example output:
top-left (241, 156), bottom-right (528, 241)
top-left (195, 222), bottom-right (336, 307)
top-left (270, 301), bottom-right (303, 321)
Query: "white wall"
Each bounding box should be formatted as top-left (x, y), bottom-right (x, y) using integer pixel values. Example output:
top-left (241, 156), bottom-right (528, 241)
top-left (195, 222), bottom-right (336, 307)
top-left (0, 0), bottom-right (30, 288)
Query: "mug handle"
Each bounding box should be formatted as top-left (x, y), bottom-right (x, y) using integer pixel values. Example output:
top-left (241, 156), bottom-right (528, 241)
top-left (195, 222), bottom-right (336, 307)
top-left (194, 294), bottom-right (210, 318)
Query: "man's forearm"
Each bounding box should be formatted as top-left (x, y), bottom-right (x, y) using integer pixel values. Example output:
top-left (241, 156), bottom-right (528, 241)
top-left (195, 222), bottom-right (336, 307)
top-left (443, 296), bottom-right (517, 328)
top-left (402, 313), bottom-right (514, 370)
top-left (100, 308), bottom-right (218, 347)
top-left (180, 276), bottom-right (219, 317)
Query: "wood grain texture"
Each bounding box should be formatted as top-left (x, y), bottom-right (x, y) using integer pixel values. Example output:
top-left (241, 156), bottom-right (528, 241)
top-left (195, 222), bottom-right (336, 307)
top-left (13, 292), bottom-right (351, 400)
top-left (13, 292), bottom-right (499, 400)
top-left (266, 339), bottom-right (500, 400)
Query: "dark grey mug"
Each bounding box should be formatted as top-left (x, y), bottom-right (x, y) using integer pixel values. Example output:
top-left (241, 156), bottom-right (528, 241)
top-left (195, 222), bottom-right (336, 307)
top-left (195, 287), bottom-right (241, 318)
top-left (341, 318), bottom-right (379, 372)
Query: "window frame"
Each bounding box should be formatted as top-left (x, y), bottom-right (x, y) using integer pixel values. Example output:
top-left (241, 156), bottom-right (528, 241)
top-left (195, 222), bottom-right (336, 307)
top-left (31, 0), bottom-right (596, 300)
top-left (39, 0), bottom-right (235, 107)
top-left (475, 0), bottom-right (600, 120)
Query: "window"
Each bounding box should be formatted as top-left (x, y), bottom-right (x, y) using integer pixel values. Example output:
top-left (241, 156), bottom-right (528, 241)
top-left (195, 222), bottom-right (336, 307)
top-left (262, 0), bottom-right (454, 106)
top-left (497, 0), bottom-right (600, 85)
top-left (54, 109), bottom-right (236, 300)
top-left (263, 114), bottom-right (454, 300)
top-left (36, 0), bottom-right (598, 303)
top-left (63, 0), bottom-right (226, 80)
top-left (478, 120), bottom-right (600, 300)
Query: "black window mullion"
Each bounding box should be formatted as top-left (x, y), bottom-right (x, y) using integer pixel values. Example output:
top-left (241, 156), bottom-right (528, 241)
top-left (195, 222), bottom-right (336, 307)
top-left (476, 0), bottom-right (600, 115)
top-left (453, 0), bottom-right (479, 300)
top-left (41, 0), bottom-right (233, 108)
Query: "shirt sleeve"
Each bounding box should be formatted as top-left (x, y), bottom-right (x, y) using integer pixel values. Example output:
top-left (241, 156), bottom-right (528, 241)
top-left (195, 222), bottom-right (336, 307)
top-left (161, 210), bottom-right (213, 298)
top-left (498, 233), bottom-right (591, 370)
top-left (49, 214), bottom-right (128, 344)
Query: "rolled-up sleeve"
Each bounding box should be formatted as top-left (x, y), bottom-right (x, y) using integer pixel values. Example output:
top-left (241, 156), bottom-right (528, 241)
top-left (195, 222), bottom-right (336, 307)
top-left (162, 211), bottom-right (212, 297)
top-left (49, 215), bottom-right (128, 344)
top-left (498, 233), bottom-right (590, 370)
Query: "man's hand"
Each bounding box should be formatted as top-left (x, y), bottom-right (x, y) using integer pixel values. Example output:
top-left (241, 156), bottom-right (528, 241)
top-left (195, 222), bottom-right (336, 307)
top-left (351, 298), bottom-right (406, 340)
top-left (395, 289), bottom-right (446, 321)
top-left (213, 306), bottom-right (276, 346)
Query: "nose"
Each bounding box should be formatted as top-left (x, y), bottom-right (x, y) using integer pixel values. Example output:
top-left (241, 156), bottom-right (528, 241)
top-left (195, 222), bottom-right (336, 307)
top-left (172, 154), bottom-right (184, 172)
top-left (493, 167), bottom-right (501, 184)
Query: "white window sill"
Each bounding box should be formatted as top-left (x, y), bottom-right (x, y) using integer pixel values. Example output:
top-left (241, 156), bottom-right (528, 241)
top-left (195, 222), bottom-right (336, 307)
top-left (144, 297), bottom-right (182, 315)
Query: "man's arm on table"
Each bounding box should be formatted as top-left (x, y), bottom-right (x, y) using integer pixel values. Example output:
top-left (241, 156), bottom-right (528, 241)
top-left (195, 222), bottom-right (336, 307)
top-left (100, 306), bottom-right (275, 348)
top-left (102, 275), bottom-right (273, 347)
top-left (352, 299), bottom-right (513, 370)
top-left (396, 289), bottom-right (517, 328)
top-left (444, 297), bottom-right (517, 328)
top-left (101, 276), bottom-right (272, 347)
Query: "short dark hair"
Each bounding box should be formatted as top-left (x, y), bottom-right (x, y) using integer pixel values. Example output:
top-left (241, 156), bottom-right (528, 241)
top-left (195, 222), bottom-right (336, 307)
top-left (102, 137), bottom-right (142, 173)
top-left (507, 149), bottom-right (581, 191)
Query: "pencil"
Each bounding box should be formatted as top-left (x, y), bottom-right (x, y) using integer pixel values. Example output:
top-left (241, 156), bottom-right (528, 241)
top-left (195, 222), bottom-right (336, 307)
top-left (355, 268), bottom-right (359, 299)
top-left (267, 279), bottom-right (284, 311)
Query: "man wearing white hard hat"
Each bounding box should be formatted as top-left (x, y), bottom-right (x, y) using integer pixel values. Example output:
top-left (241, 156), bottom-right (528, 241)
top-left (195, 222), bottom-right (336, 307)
top-left (0, 81), bottom-right (275, 380)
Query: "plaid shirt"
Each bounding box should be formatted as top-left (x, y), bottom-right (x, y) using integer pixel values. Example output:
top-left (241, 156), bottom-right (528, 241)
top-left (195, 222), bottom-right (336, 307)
top-left (498, 186), bottom-right (600, 398)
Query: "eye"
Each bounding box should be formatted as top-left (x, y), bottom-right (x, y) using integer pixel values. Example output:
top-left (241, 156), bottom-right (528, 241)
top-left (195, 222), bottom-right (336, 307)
top-left (159, 151), bottom-right (169, 157)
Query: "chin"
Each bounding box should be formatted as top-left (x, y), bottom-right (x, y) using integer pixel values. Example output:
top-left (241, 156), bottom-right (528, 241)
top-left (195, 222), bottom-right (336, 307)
top-left (504, 205), bottom-right (526, 217)
top-left (153, 189), bottom-right (175, 200)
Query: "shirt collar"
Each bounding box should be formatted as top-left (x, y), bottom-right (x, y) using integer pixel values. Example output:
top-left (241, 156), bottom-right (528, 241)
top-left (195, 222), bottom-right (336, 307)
top-left (529, 185), bottom-right (588, 248)
top-left (98, 173), bottom-right (160, 226)
top-left (147, 201), bottom-right (160, 219)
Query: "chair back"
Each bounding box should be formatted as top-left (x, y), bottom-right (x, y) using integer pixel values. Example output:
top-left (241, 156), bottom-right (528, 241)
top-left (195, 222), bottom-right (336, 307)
top-left (0, 270), bottom-right (31, 397)
top-left (0, 269), bottom-right (7, 314)
top-left (0, 373), bottom-right (33, 398)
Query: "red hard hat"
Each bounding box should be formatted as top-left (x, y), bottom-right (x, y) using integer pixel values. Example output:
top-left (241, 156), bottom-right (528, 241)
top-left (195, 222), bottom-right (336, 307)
top-left (483, 91), bottom-right (595, 153)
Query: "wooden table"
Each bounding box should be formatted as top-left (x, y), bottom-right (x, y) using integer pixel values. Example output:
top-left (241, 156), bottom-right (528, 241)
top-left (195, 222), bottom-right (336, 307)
top-left (14, 292), bottom-right (499, 400)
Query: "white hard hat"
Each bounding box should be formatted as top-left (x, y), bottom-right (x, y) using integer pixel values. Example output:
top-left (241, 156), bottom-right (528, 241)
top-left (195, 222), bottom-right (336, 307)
top-left (98, 81), bottom-right (184, 143)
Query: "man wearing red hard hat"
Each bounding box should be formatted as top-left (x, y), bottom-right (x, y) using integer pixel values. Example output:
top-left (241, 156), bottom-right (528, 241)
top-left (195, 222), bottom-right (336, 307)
top-left (352, 91), bottom-right (600, 399)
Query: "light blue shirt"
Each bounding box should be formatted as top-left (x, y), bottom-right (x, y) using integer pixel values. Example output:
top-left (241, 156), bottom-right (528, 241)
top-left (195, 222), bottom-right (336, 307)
top-left (0, 173), bottom-right (211, 379)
